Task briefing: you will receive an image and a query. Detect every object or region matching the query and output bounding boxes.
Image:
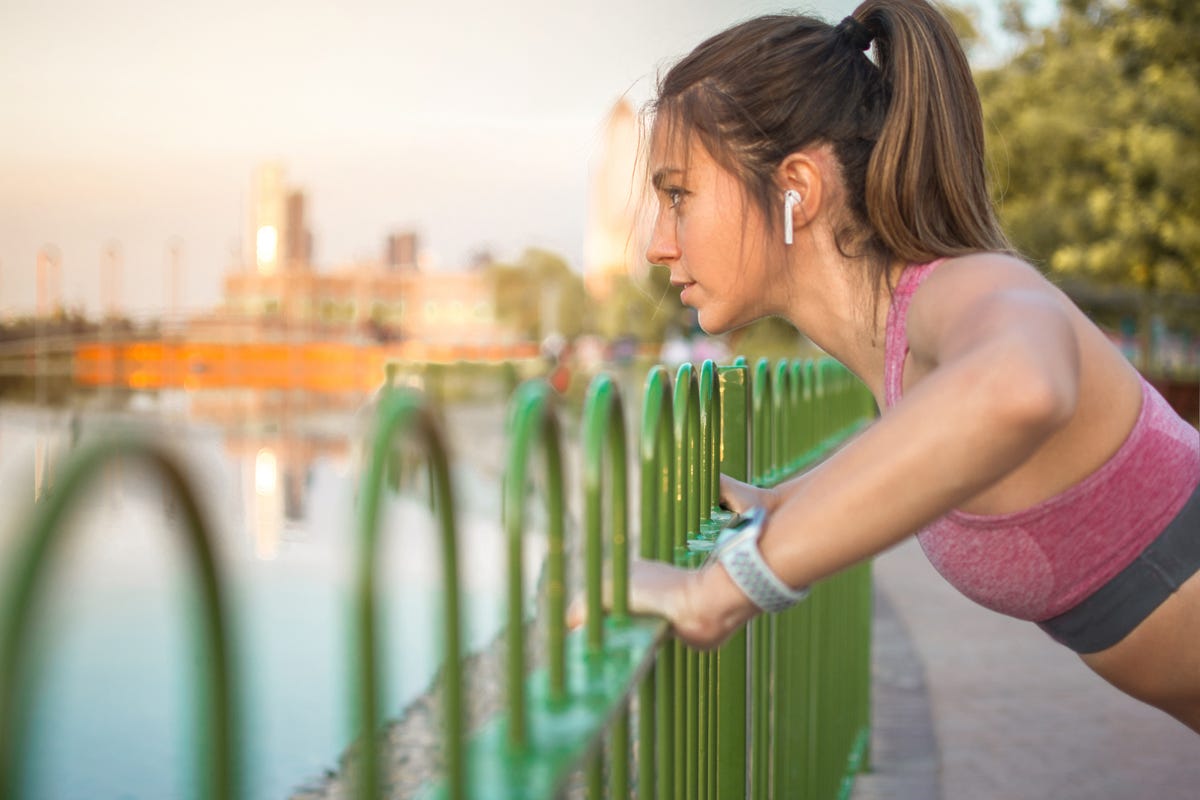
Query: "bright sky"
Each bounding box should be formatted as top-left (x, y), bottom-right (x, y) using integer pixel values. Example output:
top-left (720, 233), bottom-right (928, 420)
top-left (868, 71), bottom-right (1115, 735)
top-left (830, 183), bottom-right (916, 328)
top-left (0, 0), bottom-right (1052, 317)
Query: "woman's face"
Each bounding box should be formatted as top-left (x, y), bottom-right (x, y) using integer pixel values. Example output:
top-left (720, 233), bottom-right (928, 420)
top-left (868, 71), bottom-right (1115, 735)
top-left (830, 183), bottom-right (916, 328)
top-left (645, 129), bottom-right (775, 334)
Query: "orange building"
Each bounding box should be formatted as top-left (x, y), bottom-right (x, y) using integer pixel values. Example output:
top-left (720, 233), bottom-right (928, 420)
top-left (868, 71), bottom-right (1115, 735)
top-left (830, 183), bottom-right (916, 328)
top-left (220, 262), bottom-right (500, 345)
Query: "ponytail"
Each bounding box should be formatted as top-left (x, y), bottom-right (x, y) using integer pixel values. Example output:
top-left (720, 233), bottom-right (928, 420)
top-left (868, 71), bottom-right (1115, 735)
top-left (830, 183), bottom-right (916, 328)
top-left (854, 0), bottom-right (1012, 262)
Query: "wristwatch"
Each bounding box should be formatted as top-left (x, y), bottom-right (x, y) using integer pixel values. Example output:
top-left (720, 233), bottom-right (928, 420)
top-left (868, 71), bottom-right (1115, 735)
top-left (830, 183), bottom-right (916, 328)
top-left (712, 506), bottom-right (809, 613)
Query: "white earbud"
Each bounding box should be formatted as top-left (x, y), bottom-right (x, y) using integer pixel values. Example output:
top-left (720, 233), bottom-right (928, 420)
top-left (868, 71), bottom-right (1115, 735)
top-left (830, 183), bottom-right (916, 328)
top-left (784, 190), bottom-right (802, 245)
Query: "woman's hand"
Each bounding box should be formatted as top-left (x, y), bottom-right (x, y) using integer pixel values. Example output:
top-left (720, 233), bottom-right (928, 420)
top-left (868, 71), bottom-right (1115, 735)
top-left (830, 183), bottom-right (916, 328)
top-left (567, 558), bottom-right (760, 651)
top-left (719, 474), bottom-right (778, 515)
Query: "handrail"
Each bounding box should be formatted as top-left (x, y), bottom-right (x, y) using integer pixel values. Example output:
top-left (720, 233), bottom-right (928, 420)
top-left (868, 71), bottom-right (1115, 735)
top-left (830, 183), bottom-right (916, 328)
top-left (0, 437), bottom-right (240, 799)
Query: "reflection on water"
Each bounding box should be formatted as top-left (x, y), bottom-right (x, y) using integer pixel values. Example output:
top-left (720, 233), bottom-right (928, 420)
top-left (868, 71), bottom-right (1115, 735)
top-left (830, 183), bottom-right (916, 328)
top-left (0, 385), bottom-right (539, 799)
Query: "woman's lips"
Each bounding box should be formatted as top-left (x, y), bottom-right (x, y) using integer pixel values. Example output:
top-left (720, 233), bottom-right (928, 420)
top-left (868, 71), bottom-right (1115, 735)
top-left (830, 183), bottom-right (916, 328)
top-left (672, 279), bottom-right (696, 305)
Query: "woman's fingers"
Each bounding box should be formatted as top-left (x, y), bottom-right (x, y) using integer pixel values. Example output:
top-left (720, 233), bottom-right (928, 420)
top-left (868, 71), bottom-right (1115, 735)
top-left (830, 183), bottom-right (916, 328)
top-left (566, 574), bottom-right (613, 630)
top-left (566, 594), bottom-right (587, 630)
top-left (566, 557), bottom-right (760, 651)
top-left (719, 474), bottom-right (756, 513)
top-left (566, 559), bottom-right (688, 630)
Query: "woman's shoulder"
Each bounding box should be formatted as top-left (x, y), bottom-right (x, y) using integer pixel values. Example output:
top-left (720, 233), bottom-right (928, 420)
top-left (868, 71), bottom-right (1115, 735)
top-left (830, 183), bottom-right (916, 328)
top-left (904, 252), bottom-right (1063, 355)
top-left (921, 252), bottom-right (1043, 289)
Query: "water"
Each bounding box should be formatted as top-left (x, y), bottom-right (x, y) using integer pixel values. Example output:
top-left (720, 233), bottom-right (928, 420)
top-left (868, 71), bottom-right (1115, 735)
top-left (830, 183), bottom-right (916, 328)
top-left (0, 389), bottom-right (543, 799)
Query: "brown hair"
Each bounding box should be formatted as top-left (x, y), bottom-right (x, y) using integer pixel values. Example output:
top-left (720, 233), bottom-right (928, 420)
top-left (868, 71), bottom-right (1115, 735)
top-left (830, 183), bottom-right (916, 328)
top-left (648, 0), bottom-right (1012, 298)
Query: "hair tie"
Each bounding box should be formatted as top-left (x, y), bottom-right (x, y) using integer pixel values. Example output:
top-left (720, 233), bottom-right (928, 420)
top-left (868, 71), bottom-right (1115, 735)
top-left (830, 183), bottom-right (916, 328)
top-left (835, 16), bottom-right (874, 52)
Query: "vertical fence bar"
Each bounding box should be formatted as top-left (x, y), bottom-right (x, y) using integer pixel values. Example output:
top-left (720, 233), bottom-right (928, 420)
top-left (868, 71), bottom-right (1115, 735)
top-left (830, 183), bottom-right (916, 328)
top-left (697, 360), bottom-right (718, 800)
top-left (673, 363), bottom-right (701, 800)
top-left (768, 359), bottom-right (790, 800)
top-left (641, 367), bottom-right (675, 800)
top-left (750, 357), bottom-right (770, 799)
top-left (716, 364), bottom-right (750, 799)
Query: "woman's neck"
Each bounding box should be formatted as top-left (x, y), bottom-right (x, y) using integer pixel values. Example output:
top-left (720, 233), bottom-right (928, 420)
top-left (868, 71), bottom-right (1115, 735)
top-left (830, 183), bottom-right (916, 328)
top-left (777, 253), bottom-right (902, 400)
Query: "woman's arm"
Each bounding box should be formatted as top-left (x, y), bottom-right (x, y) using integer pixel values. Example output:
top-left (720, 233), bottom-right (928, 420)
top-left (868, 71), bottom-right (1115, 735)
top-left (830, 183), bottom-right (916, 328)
top-left (633, 256), bottom-right (1084, 649)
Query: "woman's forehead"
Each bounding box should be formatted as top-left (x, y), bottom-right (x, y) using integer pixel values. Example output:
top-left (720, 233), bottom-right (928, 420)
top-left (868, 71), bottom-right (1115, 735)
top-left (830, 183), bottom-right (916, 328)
top-left (648, 119), bottom-right (701, 172)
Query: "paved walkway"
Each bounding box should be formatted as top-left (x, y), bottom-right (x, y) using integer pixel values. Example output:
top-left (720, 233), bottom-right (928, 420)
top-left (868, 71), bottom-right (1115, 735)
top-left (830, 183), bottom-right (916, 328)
top-left (855, 538), bottom-right (1199, 800)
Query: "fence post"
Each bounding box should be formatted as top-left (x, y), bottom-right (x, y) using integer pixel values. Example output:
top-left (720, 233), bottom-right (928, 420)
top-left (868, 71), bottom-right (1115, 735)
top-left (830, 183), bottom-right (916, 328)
top-left (640, 366), bottom-right (676, 800)
top-left (716, 363), bottom-right (750, 799)
top-left (672, 364), bottom-right (701, 800)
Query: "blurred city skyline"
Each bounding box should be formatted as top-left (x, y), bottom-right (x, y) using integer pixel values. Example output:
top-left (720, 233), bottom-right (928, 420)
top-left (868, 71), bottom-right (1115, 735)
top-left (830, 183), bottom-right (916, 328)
top-left (0, 0), bottom-right (1054, 318)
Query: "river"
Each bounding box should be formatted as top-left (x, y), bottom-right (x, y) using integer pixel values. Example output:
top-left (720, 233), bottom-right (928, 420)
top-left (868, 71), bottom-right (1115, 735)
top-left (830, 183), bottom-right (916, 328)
top-left (0, 387), bottom-right (544, 799)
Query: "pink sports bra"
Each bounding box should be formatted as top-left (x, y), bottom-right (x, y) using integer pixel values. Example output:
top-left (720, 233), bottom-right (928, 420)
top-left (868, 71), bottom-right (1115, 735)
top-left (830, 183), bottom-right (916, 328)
top-left (884, 259), bottom-right (1200, 621)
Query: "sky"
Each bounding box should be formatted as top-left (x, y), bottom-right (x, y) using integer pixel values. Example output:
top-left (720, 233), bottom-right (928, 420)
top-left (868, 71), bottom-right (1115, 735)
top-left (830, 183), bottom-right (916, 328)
top-left (0, 0), bottom-right (1054, 318)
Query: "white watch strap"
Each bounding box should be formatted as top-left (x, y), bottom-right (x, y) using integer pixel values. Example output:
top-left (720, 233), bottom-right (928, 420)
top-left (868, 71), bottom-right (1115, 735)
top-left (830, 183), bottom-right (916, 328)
top-left (718, 510), bottom-right (809, 613)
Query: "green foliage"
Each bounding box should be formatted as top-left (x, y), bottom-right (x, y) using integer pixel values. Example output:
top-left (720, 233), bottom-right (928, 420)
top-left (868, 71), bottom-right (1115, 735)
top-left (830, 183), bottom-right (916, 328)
top-left (483, 249), bottom-right (589, 340)
top-left (593, 268), bottom-right (688, 342)
top-left (939, 1), bottom-right (983, 53)
top-left (976, 0), bottom-right (1200, 295)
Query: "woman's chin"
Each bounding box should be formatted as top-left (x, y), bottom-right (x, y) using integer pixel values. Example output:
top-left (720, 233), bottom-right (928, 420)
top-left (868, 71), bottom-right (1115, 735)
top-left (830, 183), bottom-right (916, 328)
top-left (696, 307), bottom-right (747, 337)
top-left (695, 310), bottom-right (729, 336)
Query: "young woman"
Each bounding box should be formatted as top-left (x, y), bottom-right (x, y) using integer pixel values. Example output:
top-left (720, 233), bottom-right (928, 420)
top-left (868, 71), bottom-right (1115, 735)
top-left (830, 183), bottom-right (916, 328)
top-left (618, 0), bottom-right (1200, 731)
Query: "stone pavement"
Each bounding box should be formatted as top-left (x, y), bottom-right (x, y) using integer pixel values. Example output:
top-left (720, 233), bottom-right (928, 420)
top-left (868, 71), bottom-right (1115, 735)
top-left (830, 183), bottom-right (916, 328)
top-left (852, 538), bottom-right (1200, 800)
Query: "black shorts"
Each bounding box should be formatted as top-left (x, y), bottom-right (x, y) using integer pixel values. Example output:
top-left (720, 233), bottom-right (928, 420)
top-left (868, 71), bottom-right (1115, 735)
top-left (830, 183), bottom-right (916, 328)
top-left (1037, 480), bottom-right (1200, 654)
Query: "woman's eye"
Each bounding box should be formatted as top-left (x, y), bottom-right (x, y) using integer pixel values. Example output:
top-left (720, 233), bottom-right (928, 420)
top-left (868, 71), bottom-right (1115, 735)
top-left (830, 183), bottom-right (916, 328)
top-left (666, 188), bottom-right (686, 208)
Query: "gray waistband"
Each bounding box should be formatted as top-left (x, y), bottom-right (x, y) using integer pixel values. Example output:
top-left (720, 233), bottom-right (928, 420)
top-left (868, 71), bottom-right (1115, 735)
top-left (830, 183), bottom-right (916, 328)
top-left (1037, 480), bottom-right (1200, 654)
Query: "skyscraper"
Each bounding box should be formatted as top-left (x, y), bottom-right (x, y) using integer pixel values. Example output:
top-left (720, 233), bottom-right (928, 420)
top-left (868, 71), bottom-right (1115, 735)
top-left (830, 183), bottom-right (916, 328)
top-left (245, 163), bottom-right (312, 274)
top-left (583, 99), bottom-right (648, 300)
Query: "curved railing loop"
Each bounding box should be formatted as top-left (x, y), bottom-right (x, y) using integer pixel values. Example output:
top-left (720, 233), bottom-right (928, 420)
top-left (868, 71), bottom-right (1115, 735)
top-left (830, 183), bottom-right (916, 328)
top-left (581, 373), bottom-right (629, 644)
top-left (0, 436), bottom-right (240, 800)
top-left (791, 360), bottom-right (809, 467)
top-left (698, 359), bottom-right (731, 537)
top-left (501, 380), bottom-right (568, 741)
top-left (639, 365), bottom-right (675, 564)
top-left (752, 357), bottom-right (773, 486)
top-left (772, 359), bottom-right (793, 482)
top-left (672, 363), bottom-right (702, 565)
top-left (580, 372), bottom-right (634, 796)
top-left (353, 387), bottom-right (464, 800)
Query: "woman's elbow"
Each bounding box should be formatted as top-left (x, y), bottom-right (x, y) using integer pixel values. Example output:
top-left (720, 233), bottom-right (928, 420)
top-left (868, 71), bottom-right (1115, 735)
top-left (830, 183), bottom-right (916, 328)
top-left (996, 358), bottom-right (1079, 439)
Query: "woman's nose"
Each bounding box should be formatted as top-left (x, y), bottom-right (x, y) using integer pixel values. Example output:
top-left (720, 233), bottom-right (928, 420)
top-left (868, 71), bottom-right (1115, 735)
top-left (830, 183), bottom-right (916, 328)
top-left (645, 212), bottom-right (680, 266)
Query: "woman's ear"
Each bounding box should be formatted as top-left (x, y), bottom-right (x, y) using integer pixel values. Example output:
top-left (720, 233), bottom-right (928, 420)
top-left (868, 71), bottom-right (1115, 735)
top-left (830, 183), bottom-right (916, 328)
top-left (777, 151), bottom-right (825, 229)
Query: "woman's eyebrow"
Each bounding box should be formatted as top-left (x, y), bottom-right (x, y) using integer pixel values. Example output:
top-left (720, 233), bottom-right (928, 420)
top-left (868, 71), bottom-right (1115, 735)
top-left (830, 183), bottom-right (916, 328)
top-left (651, 168), bottom-right (683, 190)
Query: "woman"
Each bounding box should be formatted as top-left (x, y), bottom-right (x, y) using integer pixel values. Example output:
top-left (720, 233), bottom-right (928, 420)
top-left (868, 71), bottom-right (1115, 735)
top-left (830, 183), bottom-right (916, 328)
top-left (614, 0), bottom-right (1200, 731)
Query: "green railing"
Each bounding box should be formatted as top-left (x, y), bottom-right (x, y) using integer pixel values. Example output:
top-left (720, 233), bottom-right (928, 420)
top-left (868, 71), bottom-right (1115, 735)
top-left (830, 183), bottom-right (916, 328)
top-left (0, 356), bottom-right (875, 799)
top-left (0, 439), bottom-right (240, 799)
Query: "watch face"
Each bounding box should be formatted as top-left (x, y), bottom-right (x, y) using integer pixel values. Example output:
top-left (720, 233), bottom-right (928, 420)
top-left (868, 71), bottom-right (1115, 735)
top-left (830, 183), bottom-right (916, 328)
top-left (714, 507), bottom-right (763, 555)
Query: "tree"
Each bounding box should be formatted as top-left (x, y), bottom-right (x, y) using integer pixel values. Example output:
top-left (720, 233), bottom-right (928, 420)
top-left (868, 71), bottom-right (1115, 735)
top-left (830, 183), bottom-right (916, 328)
top-left (592, 267), bottom-right (689, 343)
top-left (483, 248), bottom-right (588, 341)
top-left (975, 0), bottom-right (1200, 300)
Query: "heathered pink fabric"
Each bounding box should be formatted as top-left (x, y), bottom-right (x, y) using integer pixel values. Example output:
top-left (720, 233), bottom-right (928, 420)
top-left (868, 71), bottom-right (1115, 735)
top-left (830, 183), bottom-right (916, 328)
top-left (884, 260), bottom-right (1200, 621)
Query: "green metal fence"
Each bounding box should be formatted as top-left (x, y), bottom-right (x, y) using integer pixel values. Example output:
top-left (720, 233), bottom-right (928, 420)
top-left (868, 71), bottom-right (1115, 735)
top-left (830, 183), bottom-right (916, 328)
top-left (0, 356), bottom-right (875, 799)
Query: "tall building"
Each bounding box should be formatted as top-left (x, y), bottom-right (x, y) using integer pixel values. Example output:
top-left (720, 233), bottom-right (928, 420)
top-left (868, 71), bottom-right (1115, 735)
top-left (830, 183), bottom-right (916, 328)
top-left (245, 163), bottom-right (312, 274)
top-left (385, 232), bottom-right (419, 272)
top-left (583, 99), bottom-right (649, 300)
top-left (218, 165), bottom-right (508, 348)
